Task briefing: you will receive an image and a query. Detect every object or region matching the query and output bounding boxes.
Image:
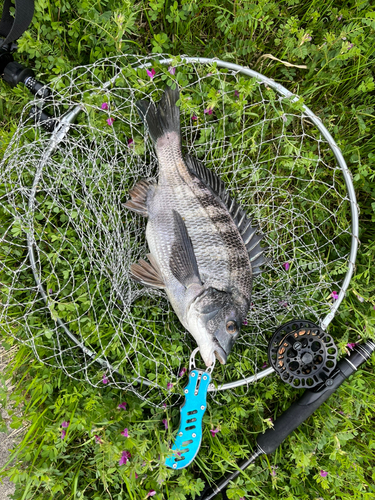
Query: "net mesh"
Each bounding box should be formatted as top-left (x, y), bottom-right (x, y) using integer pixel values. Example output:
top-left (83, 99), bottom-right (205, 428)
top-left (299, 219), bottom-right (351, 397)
top-left (0, 55), bottom-right (352, 406)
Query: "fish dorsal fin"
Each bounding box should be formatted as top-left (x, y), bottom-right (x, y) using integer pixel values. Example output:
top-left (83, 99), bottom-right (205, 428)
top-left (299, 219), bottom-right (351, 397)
top-left (185, 154), bottom-right (226, 200)
top-left (185, 155), bottom-right (267, 274)
top-left (124, 178), bottom-right (155, 217)
top-left (130, 253), bottom-right (165, 289)
top-left (170, 210), bottom-right (202, 288)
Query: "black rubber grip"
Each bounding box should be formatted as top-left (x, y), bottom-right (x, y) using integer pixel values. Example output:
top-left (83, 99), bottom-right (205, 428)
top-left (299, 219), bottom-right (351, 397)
top-left (257, 342), bottom-right (374, 455)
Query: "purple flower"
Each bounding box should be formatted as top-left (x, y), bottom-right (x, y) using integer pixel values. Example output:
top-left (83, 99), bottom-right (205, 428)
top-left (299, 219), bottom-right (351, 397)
top-left (168, 66), bottom-right (176, 76)
top-left (262, 361), bottom-right (268, 369)
top-left (119, 450), bottom-right (131, 466)
top-left (242, 318), bottom-right (248, 326)
top-left (204, 108), bottom-right (213, 115)
top-left (101, 102), bottom-right (109, 110)
top-left (270, 467), bottom-right (277, 477)
top-left (306, 34), bottom-right (312, 41)
top-left (356, 295), bottom-right (364, 303)
top-left (167, 382), bottom-right (173, 391)
top-left (347, 342), bottom-right (357, 350)
top-left (135, 472), bottom-right (138, 479)
top-left (234, 90), bottom-right (239, 98)
top-left (121, 428), bottom-right (129, 437)
top-left (348, 43), bottom-right (354, 50)
top-left (147, 491), bottom-right (156, 498)
top-left (283, 262), bottom-right (290, 271)
top-left (279, 300), bottom-right (288, 308)
top-left (102, 373), bottom-right (109, 384)
top-left (191, 114), bottom-right (198, 121)
top-left (162, 418), bottom-right (168, 430)
top-left (162, 402), bottom-right (167, 408)
top-left (61, 430), bottom-right (66, 439)
top-left (48, 288), bottom-right (53, 293)
top-left (106, 117), bottom-right (114, 126)
top-left (118, 402), bottom-right (127, 410)
top-left (127, 138), bottom-right (134, 146)
top-left (331, 291), bottom-right (339, 301)
top-left (178, 367), bottom-right (187, 377)
top-left (146, 68), bottom-right (156, 79)
top-left (338, 15), bottom-right (342, 20)
top-left (61, 421), bottom-right (70, 428)
top-left (210, 428), bottom-right (220, 437)
top-left (320, 470), bottom-right (328, 477)
top-left (95, 435), bottom-right (102, 444)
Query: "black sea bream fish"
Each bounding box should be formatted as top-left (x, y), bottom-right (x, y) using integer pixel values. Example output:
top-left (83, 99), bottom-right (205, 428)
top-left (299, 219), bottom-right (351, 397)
top-left (125, 87), bottom-right (266, 367)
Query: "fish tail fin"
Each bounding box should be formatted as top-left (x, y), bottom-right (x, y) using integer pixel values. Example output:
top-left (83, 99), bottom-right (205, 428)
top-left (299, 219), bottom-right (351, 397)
top-left (136, 86), bottom-right (180, 144)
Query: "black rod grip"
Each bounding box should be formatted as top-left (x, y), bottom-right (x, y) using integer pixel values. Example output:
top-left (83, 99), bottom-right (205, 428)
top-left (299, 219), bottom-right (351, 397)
top-left (257, 342), bottom-right (374, 455)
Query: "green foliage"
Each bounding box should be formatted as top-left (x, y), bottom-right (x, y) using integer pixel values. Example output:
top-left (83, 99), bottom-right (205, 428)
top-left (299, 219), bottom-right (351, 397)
top-left (1, 0), bottom-right (375, 499)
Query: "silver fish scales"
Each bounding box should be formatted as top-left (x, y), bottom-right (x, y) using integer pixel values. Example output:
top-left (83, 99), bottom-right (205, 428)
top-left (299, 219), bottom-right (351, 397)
top-left (125, 87), bottom-right (266, 367)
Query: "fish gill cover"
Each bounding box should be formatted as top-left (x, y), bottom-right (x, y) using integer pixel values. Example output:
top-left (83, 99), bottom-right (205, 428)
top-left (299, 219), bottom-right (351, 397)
top-left (0, 54), bottom-right (352, 407)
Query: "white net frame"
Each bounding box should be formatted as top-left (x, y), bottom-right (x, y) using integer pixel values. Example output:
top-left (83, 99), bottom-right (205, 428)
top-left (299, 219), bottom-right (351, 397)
top-left (0, 55), bottom-right (358, 406)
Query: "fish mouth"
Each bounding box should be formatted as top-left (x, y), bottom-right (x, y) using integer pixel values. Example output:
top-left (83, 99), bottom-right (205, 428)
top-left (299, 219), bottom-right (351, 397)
top-left (214, 346), bottom-right (227, 365)
top-left (203, 345), bottom-right (227, 367)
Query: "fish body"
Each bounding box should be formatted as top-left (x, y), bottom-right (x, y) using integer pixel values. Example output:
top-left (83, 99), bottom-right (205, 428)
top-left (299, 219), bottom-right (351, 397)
top-left (125, 88), bottom-right (265, 366)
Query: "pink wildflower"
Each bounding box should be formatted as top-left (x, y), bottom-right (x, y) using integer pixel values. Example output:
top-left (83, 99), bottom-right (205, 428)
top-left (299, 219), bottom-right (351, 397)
top-left (162, 403), bottom-right (167, 408)
top-left (168, 66), bottom-right (176, 76)
top-left (127, 138), bottom-right (134, 146)
top-left (61, 429), bottom-right (66, 439)
top-left (167, 382), bottom-right (173, 391)
top-left (283, 262), bottom-right (290, 271)
top-left (146, 68), bottom-right (156, 79)
top-left (119, 450), bottom-right (131, 466)
top-left (204, 108), bottom-right (213, 115)
top-left (347, 342), bottom-right (357, 350)
top-left (191, 114), bottom-right (198, 121)
top-left (242, 318), bottom-right (248, 325)
top-left (121, 428), bottom-right (129, 437)
top-left (320, 470), bottom-right (328, 477)
top-left (262, 361), bottom-right (268, 369)
top-left (106, 117), bottom-right (114, 126)
top-left (102, 373), bottom-right (109, 384)
top-left (118, 402), bottom-right (127, 410)
top-left (147, 491), bottom-right (156, 498)
top-left (162, 418), bottom-right (168, 430)
top-left (234, 90), bottom-right (239, 98)
top-left (331, 291), bottom-right (339, 301)
top-left (210, 428), bottom-right (220, 437)
top-left (101, 102), bottom-right (109, 110)
top-left (95, 435), bottom-right (102, 444)
top-left (61, 421), bottom-right (70, 428)
top-left (178, 367), bottom-right (187, 377)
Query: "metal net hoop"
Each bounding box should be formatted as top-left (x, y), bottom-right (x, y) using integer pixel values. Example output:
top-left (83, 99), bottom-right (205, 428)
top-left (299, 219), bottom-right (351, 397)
top-left (0, 54), bottom-right (358, 406)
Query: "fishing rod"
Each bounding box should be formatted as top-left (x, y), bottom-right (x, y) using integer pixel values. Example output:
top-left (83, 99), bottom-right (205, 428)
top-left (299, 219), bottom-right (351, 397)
top-left (196, 338), bottom-right (375, 500)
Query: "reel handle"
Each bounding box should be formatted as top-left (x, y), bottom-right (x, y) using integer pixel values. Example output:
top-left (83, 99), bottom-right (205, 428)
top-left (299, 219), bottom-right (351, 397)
top-left (257, 341), bottom-right (375, 454)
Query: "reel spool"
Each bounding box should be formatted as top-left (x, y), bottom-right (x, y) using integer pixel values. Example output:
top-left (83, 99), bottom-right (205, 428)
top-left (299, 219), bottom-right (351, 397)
top-left (268, 320), bottom-right (338, 388)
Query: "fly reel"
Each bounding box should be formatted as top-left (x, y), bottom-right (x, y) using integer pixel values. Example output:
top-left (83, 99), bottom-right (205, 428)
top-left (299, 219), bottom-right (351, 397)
top-left (268, 320), bottom-right (338, 388)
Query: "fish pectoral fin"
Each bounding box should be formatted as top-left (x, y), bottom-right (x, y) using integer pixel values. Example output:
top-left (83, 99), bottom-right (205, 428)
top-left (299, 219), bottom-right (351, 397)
top-left (130, 254), bottom-right (165, 289)
top-left (124, 179), bottom-right (155, 217)
top-left (169, 210), bottom-right (202, 289)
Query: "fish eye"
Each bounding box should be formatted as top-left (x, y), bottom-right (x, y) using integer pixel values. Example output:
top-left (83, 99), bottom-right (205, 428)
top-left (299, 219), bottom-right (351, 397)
top-left (226, 320), bottom-right (237, 334)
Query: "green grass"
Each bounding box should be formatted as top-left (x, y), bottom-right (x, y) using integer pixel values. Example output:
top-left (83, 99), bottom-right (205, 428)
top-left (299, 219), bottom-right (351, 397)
top-left (1, 0), bottom-right (375, 499)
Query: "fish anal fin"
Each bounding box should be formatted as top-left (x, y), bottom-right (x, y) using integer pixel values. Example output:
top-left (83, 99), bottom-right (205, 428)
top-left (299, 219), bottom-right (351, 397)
top-left (130, 254), bottom-right (165, 289)
top-left (124, 179), bottom-right (155, 217)
top-left (170, 210), bottom-right (202, 288)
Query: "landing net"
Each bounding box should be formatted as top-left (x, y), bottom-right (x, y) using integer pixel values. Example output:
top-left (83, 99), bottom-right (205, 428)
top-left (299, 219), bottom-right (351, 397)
top-left (0, 55), bottom-right (356, 406)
